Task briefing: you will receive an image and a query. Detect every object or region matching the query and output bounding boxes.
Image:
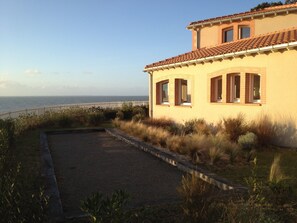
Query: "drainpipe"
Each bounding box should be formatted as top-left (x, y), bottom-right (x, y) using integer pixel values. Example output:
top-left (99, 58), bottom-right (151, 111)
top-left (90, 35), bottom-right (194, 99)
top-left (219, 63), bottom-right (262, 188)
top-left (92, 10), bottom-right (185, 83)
top-left (149, 72), bottom-right (153, 118)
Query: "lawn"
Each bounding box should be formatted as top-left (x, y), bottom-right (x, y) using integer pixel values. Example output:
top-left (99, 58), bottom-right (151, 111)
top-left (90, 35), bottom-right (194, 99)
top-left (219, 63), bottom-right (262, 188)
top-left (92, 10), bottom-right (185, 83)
top-left (211, 147), bottom-right (297, 192)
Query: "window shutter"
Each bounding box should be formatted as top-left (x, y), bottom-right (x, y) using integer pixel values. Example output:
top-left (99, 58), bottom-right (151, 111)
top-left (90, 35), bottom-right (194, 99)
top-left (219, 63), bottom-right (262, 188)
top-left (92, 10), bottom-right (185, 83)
top-left (245, 73), bottom-right (251, 103)
top-left (210, 78), bottom-right (215, 102)
top-left (175, 79), bottom-right (179, 105)
top-left (156, 83), bottom-right (160, 105)
top-left (226, 75), bottom-right (231, 102)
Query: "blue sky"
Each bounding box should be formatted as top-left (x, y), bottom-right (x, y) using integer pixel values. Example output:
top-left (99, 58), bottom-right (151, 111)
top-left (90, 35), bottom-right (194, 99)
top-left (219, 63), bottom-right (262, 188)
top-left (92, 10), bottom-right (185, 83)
top-left (0, 0), bottom-right (272, 96)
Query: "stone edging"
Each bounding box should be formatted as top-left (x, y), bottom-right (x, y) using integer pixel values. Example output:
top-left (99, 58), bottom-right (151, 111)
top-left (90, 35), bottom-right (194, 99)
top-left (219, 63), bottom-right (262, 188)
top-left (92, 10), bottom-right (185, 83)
top-left (40, 132), bottom-right (64, 222)
top-left (106, 128), bottom-right (247, 192)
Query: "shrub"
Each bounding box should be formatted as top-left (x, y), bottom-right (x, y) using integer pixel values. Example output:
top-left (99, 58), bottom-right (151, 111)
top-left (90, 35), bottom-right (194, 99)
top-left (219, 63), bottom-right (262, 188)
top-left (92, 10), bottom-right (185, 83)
top-left (249, 115), bottom-right (276, 146)
top-left (103, 108), bottom-right (118, 120)
top-left (222, 158), bottom-right (296, 223)
top-left (166, 135), bottom-right (185, 153)
top-left (183, 134), bottom-right (211, 161)
top-left (223, 142), bottom-right (241, 164)
top-left (88, 112), bottom-right (105, 126)
top-left (238, 132), bottom-right (258, 162)
top-left (184, 119), bottom-right (211, 135)
top-left (121, 102), bottom-right (134, 120)
top-left (238, 132), bottom-right (258, 150)
top-left (269, 155), bottom-right (286, 184)
top-left (0, 164), bottom-right (48, 223)
top-left (177, 174), bottom-right (220, 223)
top-left (116, 111), bottom-right (124, 120)
top-left (81, 190), bottom-right (130, 223)
top-left (0, 119), bottom-right (15, 147)
top-left (142, 117), bottom-right (176, 129)
top-left (57, 115), bottom-right (73, 128)
top-left (223, 114), bottom-right (246, 142)
top-left (132, 113), bottom-right (145, 122)
top-left (208, 146), bottom-right (224, 165)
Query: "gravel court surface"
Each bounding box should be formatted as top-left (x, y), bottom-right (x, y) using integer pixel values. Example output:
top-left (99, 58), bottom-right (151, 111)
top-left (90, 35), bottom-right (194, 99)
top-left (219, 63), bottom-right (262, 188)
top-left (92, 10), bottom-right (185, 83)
top-left (48, 131), bottom-right (183, 217)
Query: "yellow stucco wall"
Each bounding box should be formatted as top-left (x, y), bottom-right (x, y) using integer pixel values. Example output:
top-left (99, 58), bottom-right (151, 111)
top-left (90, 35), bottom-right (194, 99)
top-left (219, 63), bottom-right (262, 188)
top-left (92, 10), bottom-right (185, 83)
top-left (150, 49), bottom-right (297, 147)
top-left (255, 13), bottom-right (297, 35)
top-left (199, 26), bottom-right (218, 48)
top-left (195, 12), bottom-right (297, 49)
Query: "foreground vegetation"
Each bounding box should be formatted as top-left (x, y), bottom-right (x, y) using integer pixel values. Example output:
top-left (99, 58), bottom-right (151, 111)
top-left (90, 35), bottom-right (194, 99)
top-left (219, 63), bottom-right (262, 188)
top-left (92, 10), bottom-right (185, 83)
top-left (1, 104), bottom-right (297, 222)
top-left (0, 103), bottom-right (147, 222)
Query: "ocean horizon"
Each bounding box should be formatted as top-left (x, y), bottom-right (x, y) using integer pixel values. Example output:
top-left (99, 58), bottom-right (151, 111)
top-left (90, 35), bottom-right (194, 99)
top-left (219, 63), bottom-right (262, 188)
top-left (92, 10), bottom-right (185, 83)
top-left (0, 96), bottom-right (148, 113)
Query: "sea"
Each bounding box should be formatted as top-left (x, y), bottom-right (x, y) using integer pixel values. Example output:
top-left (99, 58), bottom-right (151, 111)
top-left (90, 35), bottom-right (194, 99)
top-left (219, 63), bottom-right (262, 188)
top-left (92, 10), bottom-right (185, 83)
top-left (0, 96), bottom-right (148, 113)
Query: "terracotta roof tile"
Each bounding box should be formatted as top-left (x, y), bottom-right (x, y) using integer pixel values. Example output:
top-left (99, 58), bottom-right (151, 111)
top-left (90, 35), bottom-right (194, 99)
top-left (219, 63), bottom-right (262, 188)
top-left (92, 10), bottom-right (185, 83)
top-left (188, 3), bottom-right (297, 28)
top-left (145, 28), bottom-right (297, 70)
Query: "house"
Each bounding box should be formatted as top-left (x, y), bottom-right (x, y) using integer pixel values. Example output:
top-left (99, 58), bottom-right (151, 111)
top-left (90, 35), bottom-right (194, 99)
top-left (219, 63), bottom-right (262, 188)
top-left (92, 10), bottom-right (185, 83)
top-left (144, 3), bottom-right (297, 147)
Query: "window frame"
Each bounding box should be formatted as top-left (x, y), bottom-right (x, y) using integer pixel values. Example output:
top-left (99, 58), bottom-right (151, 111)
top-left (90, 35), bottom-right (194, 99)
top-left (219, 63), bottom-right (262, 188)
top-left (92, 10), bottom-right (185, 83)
top-left (161, 81), bottom-right (169, 104)
top-left (223, 27), bottom-right (234, 43)
top-left (228, 74), bottom-right (241, 103)
top-left (247, 73), bottom-right (261, 103)
top-left (175, 79), bottom-right (191, 106)
top-left (239, 26), bottom-right (251, 39)
top-left (211, 76), bottom-right (223, 103)
top-left (156, 80), bottom-right (169, 105)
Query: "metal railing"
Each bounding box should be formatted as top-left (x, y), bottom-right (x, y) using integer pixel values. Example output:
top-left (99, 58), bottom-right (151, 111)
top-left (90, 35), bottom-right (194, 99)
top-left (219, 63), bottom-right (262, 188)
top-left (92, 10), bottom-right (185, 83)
top-left (0, 101), bottom-right (149, 119)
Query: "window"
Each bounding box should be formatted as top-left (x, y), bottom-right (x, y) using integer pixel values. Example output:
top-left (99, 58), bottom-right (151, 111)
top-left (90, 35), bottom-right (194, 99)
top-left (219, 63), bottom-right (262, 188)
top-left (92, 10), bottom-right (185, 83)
top-left (227, 74), bottom-right (241, 103)
top-left (223, 28), bottom-right (233, 43)
top-left (161, 82), bottom-right (169, 103)
top-left (239, 26), bottom-right (250, 39)
top-left (211, 76), bottom-right (222, 102)
top-left (246, 74), bottom-right (261, 103)
top-left (175, 79), bottom-right (191, 105)
top-left (156, 80), bottom-right (169, 105)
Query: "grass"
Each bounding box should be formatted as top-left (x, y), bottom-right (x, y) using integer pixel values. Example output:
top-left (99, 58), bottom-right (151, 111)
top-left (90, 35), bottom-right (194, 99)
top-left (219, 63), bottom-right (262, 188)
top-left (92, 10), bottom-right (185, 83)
top-left (213, 148), bottom-right (297, 193)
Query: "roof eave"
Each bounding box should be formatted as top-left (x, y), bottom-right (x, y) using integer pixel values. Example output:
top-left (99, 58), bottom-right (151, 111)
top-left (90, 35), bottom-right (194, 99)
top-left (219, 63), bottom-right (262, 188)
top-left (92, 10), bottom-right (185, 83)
top-left (143, 41), bottom-right (297, 72)
top-left (187, 7), bottom-right (297, 30)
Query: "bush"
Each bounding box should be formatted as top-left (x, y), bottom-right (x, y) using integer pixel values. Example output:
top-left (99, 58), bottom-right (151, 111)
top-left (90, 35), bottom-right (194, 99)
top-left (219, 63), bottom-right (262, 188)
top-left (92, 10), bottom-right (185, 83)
top-left (0, 164), bottom-right (48, 223)
top-left (208, 146), bottom-right (224, 165)
top-left (238, 132), bottom-right (258, 150)
top-left (121, 102), bottom-right (134, 120)
top-left (249, 115), bottom-right (276, 146)
top-left (57, 115), bottom-right (73, 128)
top-left (166, 135), bottom-right (185, 153)
top-left (132, 113), bottom-right (145, 122)
top-left (116, 111), bottom-right (124, 120)
top-left (103, 108), bottom-right (118, 120)
top-left (178, 174), bottom-right (220, 223)
top-left (142, 118), bottom-right (176, 130)
top-left (0, 119), bottom-right (15, 147)
top-left (183, 134), bottom-right (211, 161)
top-left (223, 114), bottom-right (246, 142)
top-left (88, 112), bottom-right (105, 125)
top-left (81, 190), bottom-right (130, 223)
top-left (183, 119), bottom-right (211, 135)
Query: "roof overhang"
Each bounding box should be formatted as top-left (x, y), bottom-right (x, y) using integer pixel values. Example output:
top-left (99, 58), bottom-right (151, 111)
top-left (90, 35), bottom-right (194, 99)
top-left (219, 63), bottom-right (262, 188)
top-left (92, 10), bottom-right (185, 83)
top-left (144, 41), bottom-right (297, 72)
top-left (187, 7), bottom-right (297, 30)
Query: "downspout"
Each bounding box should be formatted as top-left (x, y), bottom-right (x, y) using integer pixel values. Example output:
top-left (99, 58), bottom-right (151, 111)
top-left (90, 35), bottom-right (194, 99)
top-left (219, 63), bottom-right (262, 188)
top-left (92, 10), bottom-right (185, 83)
top-left (148, 71), bottom-right (153, 118)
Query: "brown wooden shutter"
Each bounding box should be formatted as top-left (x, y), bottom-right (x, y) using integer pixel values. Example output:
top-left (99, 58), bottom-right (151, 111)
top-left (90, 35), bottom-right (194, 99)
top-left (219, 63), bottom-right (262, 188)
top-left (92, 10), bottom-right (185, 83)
top-left (156, 82), bottom-right (160, 105)
top-left (210, 78), bottom-right (215, 102)
top-left (226, 75), bottom-right (231, 103)
top-left (245, 73), bottom-right (250, 103)
top-left (175, 79), bottom-right (179, 105)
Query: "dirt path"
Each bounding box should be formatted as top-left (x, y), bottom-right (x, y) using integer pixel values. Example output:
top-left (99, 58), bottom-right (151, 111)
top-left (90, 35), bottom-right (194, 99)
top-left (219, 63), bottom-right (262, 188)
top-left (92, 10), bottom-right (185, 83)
top-left (48, 131), bottom-right (183, 217)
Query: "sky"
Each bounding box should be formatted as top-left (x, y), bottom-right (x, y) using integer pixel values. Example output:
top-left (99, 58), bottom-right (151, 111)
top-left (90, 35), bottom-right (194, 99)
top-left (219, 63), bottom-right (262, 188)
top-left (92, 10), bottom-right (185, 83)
top-left (0, 0), bottom-right (274, 96)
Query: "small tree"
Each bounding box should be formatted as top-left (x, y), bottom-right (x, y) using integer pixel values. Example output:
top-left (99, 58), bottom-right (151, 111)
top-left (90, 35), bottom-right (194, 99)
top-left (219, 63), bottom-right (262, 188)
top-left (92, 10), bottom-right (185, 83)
top-left (285, 0), bottom-right (297, 4)
top-left (251, 1), bottom-right (283, 11)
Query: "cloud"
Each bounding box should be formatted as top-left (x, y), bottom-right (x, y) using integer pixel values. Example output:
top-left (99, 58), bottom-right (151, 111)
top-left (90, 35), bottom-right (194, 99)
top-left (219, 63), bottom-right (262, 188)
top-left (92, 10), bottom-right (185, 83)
top-left (82, 71), bottom-right (94, 75)
top-left (24, 69), bottom-right (42, 77)
top-left (0, 81), bottom-right (7, 88)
